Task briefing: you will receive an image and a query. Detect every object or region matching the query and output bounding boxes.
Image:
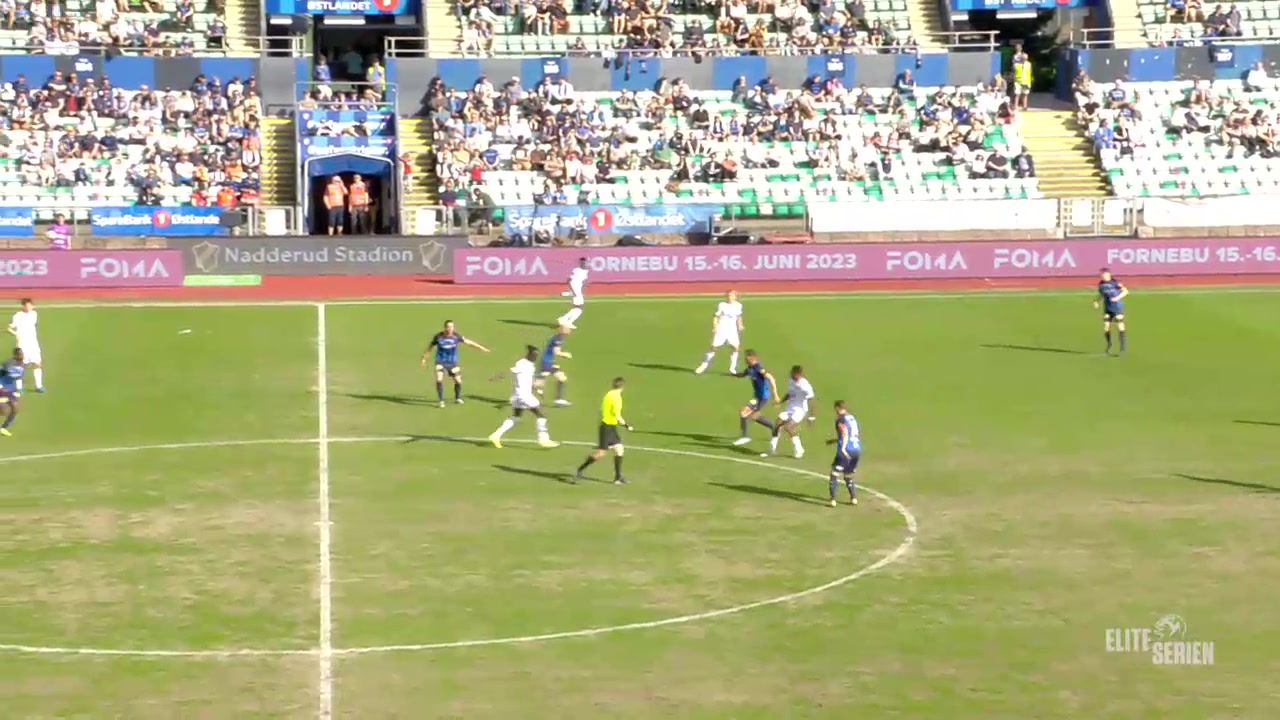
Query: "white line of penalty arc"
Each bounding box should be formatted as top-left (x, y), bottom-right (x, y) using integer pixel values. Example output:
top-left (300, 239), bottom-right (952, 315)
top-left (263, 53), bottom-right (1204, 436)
top-left (0, 434), bottom-right (919, 659)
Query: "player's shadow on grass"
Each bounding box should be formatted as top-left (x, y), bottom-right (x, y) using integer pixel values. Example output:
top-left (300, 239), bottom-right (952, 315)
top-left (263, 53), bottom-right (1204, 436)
top-left (401, 434), bottom-right (490, 448)
top-left (464, 394), bottom-right (509, 408)
top-left (637, 429), bottom-right (721, 443)
top-left (980, 343), bottom-right (1087, 355)
top-left (343, 392), bottom-right (432, 406)
top-left (627, 362), bottom-right (692, 374)
top-left (1234, 419), bottom-right (1280, 428)
top-left (708, 482), bottom-right (828, 506)
top-left (499, 318), bottom-right (555, 328)
top-left (492, 463), bottom-right (581, 485)
top-left (1173, 473), bottom-right (1279, 494)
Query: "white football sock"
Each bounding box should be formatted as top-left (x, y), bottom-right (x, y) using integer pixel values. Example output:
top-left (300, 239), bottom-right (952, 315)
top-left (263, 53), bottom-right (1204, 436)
top-left (33, 369), bottom-right (42, 389)
top-left (701, 351), bottom-right (714, 364)
top-left (494, 417), bottom-right (516, 437)
top-left (564, 307), bottom-right (583, 324)
top-left (535, 416), bottom-right (550, 439)
top-left (15, 378), bottom-right (21, 391)
top-left (729, 352), bottom-right (739, 371)
top-left (769, 436), bottom-right (778, 451)
top-left (791, 436), bottom-right (804, 453)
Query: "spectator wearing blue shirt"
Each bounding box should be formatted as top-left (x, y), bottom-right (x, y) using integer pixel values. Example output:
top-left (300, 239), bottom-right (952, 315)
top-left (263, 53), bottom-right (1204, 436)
top-left (1093, 120), bottom-right (1115, 152)
top-left (895, 70), bottom-right (916, 100)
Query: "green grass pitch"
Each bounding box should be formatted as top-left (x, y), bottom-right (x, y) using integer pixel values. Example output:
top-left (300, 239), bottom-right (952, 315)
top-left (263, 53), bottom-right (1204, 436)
top-left (1, 290), bottom-right (1278, 719)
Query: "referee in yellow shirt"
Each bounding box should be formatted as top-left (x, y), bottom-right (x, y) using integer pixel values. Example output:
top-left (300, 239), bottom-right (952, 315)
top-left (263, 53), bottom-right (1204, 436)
top-left (573, 377), bottom-right (633, 485)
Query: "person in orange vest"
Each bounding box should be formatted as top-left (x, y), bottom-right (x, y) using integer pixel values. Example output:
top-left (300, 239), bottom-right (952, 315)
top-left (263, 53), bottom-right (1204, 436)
top-left (348, 173), bottom-right (372, 235)
top-left (324, 175), bottom-right (348, 235)
top-left (216, 185), bottom-right (237, 208)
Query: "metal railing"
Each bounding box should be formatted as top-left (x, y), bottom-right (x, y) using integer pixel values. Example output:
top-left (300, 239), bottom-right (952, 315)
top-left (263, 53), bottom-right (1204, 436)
top-left (0, 35), bottom-right (306, 57)
top-left (1069, 26), bottom-right (1280, 49)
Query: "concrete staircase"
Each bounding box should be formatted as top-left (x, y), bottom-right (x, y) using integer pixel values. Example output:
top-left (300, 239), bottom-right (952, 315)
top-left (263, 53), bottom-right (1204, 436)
top-left (1020, 109), bottom-right (1109, 198)
top-left (260, 117), bottom-right (298, 207)
top-left (222, 0), bottom-right (261, 56)
top-left (398, 117), bottom-right (438, 206)
top-left (424, 0), bottom-right (462, 56)
top-left (1106, 0), bottom-right (1147, 48)
top-left (906, 0), bottom-right (946, 51)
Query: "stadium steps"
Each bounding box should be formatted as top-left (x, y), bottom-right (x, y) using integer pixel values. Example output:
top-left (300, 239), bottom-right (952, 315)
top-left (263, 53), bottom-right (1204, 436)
top-left (398, 117), bottom-right (439, 206)
top-left (223, 0), bottom-right (261, 55)
top-left (1020, 109), bottom-right (1109, 198)
top-left (906, 0), bottom-right (945, 50)
top-left (1108, 0), bottom-right (1147, 48)
top-left (425, 1), bottom-right (462, 57)
top-left (260, 117), bottom-right (298, 208)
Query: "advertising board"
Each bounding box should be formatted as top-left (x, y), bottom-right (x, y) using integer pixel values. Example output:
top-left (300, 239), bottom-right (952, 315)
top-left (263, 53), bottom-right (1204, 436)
top-left (264, 0), bottom-right (415, 14)
top-left (503, 204), bottom-right (719, 236)
top-left (90, 208), bottom-right (227, 237)
top-left (169, 236), bottom-right (469, 276)
top-left (0, 250), bottom-right (184, 288)
top-left (454, 238), bottom-right (1280, 284)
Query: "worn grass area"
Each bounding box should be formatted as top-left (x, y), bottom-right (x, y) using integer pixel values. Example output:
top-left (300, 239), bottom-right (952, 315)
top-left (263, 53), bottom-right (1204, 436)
top-left (2, 293), bottom-right (1280, 718)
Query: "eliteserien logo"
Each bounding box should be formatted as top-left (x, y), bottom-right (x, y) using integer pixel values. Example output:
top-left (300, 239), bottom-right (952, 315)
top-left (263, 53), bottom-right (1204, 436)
top-left (189, 240), bottom-right (448, 273)
top-left (1104, 614), bottom-right (1215, 666)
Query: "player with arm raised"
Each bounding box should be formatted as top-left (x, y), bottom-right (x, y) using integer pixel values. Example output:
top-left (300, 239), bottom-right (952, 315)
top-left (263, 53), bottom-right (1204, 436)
top-left (764, 365), bottom-right (816, 458)
top-left (556, 257), bottom-right (589, 329)
top-left (731, 350), bottom-right (779, 446)
top-left (695, 291), bottom-right (744, 375)
top-left (488, 345), bottom-right (559, 449)
top-left (421, 320), bottom-right (490, 407)
top-left (7, 298), bottom-right (43, 393)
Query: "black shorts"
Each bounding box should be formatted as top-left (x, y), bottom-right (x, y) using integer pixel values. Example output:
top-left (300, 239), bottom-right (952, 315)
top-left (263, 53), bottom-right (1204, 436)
top-left (598, 423), bottom-right (622, 449)
top-left (435, 363), bottom-right (461, 376)
top-left (1103, 311), bottom-right (1124, 321)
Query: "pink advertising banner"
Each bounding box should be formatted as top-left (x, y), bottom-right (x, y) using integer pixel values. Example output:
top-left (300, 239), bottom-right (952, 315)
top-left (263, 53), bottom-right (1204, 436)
top-left (453, 239), bottom-right (1280, 284)
top-left (0, 250), bottom-right (184, 288)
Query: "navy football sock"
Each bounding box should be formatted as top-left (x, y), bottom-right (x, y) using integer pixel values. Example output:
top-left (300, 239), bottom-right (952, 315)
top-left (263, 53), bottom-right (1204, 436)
top-left (435, 381), bottom-right (444, 401)
top-left (1104, 331), bottom-right (1112, 351)
top-left (556, 381), bottom-right (566, 401)
top-left (577, 455), bottom-right (596, 472)
top-left (828, 472), bottom-right (840, 501)
top-left (454, 381), bottom-right (463, 400)
top-left (754, 417), bottom-right (775, 431)
top-left (613, 455), bottom-right (623, 479)
top-left (739, 416), bottom-right (749, 436)
top-left (1119, 331), bottom-right (1127, 351)
top-left (2, 407), bottom-right (15, 429)
top-left (844, 473), bottom-right (857, 499)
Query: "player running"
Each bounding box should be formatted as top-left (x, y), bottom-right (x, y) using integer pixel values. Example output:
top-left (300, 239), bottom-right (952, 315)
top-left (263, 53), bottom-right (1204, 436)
top-left (557, 257), bottom-right (589, 329)
top-left (695, 291), bottom-right (744, 375)
top-left (0, 347), bottom-right (25, 437)
top-left (7, 298), bottom-right (43, 393)
top-left (732, 350), bottom-right (778, 446)
top-left (488, 345), bottom-right (558, 449)
top-left (764, 365), bottom-right (816, 458)
top-left (572, 377), bottom-right (634, 485)
top-left (1094, 268), bottom-right (1129, 355)
top-left (827, 400), bottom-right (861, 507)
top-left (535, 325), bottom-right (573, 406)
top-left (422, 320), bottom-right (491, 407)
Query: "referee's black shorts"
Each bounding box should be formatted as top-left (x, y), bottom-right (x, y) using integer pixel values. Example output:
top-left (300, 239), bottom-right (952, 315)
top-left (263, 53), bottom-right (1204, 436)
top-left (597, 423), bottom-right (622, 449)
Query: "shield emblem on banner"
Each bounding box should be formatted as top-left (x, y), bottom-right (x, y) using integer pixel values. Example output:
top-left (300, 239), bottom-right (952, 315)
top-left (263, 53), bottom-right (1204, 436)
top-left (191, 241), bottom-right (221, 273)
top-left (418, 241), bottom-right (446, 272)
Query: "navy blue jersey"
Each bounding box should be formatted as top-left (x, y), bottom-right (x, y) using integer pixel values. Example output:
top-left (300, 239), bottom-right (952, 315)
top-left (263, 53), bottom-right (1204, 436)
top-left (541, 333), bottom-right (565, 371)
top-left (835, 413), bottom-right (861, 454)
top-left (430, 332), bottom-right (465, 366)
top-left (744, 363), bottom-right (772, 401)
top-left (0, 358), bottom-right (23, 391)
top-left (1098, 279), bottom-right (1125, 313)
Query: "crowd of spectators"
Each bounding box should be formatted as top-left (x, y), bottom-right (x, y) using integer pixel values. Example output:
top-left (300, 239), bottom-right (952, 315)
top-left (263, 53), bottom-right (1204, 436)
top-left (0, 70), bottom-right (264, 208)
top-left (1, 0), bottom-right (228, 56)
top-left (455, 0), bottom-right (920, 57)
top-left (427, 70), bottom-right (1036, 229)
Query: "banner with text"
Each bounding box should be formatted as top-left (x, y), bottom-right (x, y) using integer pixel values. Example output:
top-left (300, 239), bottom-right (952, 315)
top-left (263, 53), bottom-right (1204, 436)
top-left (90, 207), bottom-right (227, 237)
top-left (503, 204), bottom-right (720, 236)
top-left (264, 0), bottom-right (416, 15)
top-left (169, 235), bottom-right (469, 276)
top-left (301, 136), bottom-right (396, 160)
top-left (0, 207), bottom-right (35, 237)
top-left (0, 250), bottom-right (184, 288)
top-left (454, 238), bottom-right (1280, 284)
top-left (951, 0), bottom-right (1090, 10)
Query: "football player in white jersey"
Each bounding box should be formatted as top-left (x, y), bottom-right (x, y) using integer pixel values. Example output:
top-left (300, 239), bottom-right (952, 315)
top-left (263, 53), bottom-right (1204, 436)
top-left (556, 257), bottom-right (589, 329)
top-left (488, 345), bottom-right (559, 449)
top-left (7, 298), bottom-right (43, 393)
top-left (695, 291), bottom-right (744, 375)
top-left (764, 365), bottom-right (816, 458)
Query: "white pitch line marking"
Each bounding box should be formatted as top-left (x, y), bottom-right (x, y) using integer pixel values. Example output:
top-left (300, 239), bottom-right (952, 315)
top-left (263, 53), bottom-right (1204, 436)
top-left (0, 435), bottom-right (917, 659)
top-left (316, 303), bottom-right (334, 720)
top-left (29, 284), bottom-right (1280, 310)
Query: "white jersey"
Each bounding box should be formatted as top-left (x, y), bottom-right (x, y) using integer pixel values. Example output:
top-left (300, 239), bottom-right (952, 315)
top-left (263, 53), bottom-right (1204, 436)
top-left (10, 309), bottom-right (37, 344)
top-left (780, 377), bottom-right (815, 422)
top-left (510, 358), bottom-right (536, 397)
top-left (568, 267), bottom-right (589, 294)
top-left (714, 301), bottom-right (743, 330)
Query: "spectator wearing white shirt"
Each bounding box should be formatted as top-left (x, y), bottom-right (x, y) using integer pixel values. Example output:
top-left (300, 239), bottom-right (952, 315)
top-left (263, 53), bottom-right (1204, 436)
top-left (1245, 62), bottom-right (1271, 92)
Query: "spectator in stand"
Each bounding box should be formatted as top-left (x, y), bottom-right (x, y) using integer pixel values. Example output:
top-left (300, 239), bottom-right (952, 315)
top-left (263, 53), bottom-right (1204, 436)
top-left (46, 213), bottom-right (71, 249)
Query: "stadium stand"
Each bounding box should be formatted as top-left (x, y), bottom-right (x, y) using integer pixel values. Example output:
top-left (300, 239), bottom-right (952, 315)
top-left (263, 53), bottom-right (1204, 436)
top-left (1073, 70), bottom-right (1280, 198)
top-left (431, 72), bottom-right (1041, 227)
top-left (1141, 0), bottom-right (1261, 47)
top-left (453, 0), bottom-right (924, 57)
top-left (0, 0), bottom-right (233, 55)
top-left (0, 70), bottom-right (265, 217)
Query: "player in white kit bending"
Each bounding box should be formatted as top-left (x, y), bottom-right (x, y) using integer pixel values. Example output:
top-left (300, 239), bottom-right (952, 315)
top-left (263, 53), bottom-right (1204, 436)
top-left (7, 298), bottom-right (44, 393)
top-left (488, 345), bottom-right (559, 449)
top-left (764, 365), bottom-right (816, 458)
top-left (556, 258), bottom-right (589, 329)
top-left (695, 291), bottom-right (745, 375)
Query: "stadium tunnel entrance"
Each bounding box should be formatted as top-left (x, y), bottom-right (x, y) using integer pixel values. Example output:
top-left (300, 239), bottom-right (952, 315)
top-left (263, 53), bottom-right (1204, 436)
top-left (304, 154), bottom-right (396, 236)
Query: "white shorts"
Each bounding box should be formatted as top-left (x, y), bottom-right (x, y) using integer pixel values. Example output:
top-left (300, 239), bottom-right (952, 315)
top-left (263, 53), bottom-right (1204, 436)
top-left (510, 393), bottom-right (541, 410)
top-left (711, 326), bottom-right (740, 348)
top-left (779, 404), bottom-right (809, 423)
top-left (570, 292), bottom-right (584, 307)
top-left (16, 339), bottom-right (40, 365)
